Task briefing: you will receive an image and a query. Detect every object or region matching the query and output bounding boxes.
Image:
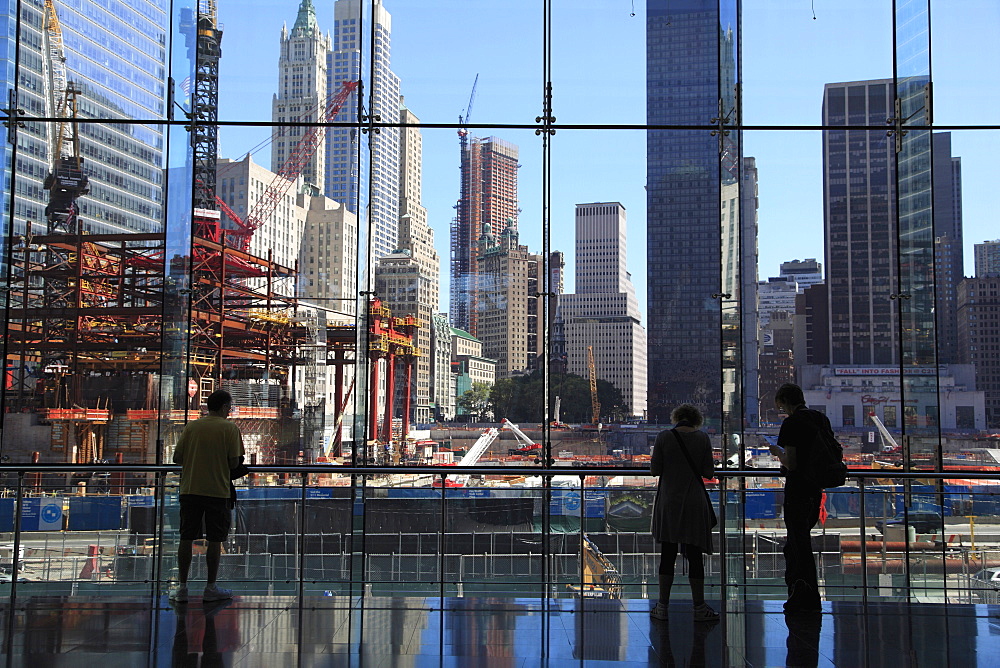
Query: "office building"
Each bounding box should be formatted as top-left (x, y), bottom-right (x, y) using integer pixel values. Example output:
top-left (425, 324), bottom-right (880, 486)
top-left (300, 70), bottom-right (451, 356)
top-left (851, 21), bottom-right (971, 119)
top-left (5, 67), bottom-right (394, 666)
top-left (561, 203), bottom-right (647, 418)
top-left (430, 314), bottom-right (455, 421)
top-left (373, 98), bottom-right (439, 424)
top-left (0, 0), bottom-right (166, 237)
top-left (958, 276), bottom-right (1000, 427)
top-left (450, 327), bottom-right (497, 419)
top-left (646, 0), bottom-right (741, 425)
top-left (475, 223), bottom-right (543, 379)
top-left (975, 240), bottom-right (1000, 277)
top-left (822, 79), bottom-right (898, 366)
top-left (298, 195), bottom-right (359, 312)
top-left (452, 137), bottom-right (520, 335)
top-left (805, 80), bottom-right (976, 429)
top-left (326, 0), bottom-right (400, 259)
top-left (271, 0), bottom-right (330, 190)
top-left (932, 132), bottom-right (964, 364)
top-left (821, 83), bottom-right (961, 367)
top-left (779, 258), bottom-right (823, 292)
top-left (758, 277), bottom-right (798, 328)
top-left (758, 311), bottom-right (795, 425)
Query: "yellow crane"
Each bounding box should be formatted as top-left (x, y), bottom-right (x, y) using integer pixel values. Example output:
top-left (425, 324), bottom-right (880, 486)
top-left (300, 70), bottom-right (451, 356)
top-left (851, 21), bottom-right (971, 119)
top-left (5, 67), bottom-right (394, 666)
top-left (587, 345), bottom-right (600, 426)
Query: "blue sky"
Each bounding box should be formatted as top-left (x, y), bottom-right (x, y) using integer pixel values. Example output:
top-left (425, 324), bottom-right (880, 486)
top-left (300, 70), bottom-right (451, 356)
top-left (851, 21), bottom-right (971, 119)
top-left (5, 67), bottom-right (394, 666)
top-left (215, 0), bottom-right (999, 314)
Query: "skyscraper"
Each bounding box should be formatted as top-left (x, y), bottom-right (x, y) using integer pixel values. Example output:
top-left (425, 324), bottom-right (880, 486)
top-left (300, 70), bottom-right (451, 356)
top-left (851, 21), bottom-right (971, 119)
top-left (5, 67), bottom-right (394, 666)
top-left (326, 0), bottom-right (400, 259)
top-left (0, 0), bottom-right (167, 237)
top-left (823, 80), bottom-right (898, 365)
top-left (646, 0), bottom-right (740, 424)
top-left (451, 137), bottom-right (520, 335)
top-left (271, 0), bottom-right (330, 190)
top-left (373, 98), bottom-right (439, 423)
top-left (780, 259), bottom-right (823, 292)
top-left (932, 132), bottom-right (963, 365)
top-left (974, 240), bottom-right (1000, 278)
top-left (823, 81), bottom-right (961, 366)
top-left (561, 203), bottom-right (647, 418)
top-left (475, 223), bottom-right (542, 379)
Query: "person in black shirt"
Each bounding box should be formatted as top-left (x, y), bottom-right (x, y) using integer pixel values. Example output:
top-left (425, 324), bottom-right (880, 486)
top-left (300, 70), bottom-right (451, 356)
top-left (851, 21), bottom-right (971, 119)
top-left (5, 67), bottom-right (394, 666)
top-left (768, 383), bottom-right (827, 613)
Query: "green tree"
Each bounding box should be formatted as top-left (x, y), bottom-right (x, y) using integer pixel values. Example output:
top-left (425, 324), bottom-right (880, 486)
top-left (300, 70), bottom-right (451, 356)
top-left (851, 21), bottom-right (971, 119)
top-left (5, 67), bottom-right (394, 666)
top-left (457, 382), bottom-right (492, 421)
top-left (485, 371), bottom-right (628, 424)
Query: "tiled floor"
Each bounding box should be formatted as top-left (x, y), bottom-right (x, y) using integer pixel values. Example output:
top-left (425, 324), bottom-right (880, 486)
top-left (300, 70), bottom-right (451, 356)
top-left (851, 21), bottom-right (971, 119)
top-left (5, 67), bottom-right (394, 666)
top-left (1, 594), bottom-right (998, 666)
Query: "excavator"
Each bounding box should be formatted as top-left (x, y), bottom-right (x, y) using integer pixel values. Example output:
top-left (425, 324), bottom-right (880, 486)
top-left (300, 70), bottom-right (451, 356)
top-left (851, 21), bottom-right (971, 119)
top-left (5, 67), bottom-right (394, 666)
top-left (566, 535), bottom-right (622, 599)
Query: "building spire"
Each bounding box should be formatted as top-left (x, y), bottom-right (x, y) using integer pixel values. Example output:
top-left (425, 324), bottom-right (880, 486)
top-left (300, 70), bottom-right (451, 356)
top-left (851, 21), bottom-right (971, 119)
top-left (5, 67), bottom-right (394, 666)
top-left (292, 0), bottom-right (318, 33)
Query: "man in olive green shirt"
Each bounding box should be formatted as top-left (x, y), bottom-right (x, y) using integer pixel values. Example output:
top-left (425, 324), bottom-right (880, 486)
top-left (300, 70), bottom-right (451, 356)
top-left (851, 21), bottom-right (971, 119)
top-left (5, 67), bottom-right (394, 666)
top-left (169, 389), bottom-right (244, 603)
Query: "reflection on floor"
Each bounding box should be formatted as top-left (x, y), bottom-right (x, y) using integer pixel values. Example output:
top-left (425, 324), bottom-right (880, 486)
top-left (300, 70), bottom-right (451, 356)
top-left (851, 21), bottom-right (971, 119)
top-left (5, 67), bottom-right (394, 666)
top-left (0, 595), bottom-right (998, 666)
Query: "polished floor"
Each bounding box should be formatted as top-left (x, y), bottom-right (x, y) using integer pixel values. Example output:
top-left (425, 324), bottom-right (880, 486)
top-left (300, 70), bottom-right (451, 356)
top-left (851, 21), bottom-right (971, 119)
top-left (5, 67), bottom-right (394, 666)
top-left (1, 593), bottom-right (998, 667)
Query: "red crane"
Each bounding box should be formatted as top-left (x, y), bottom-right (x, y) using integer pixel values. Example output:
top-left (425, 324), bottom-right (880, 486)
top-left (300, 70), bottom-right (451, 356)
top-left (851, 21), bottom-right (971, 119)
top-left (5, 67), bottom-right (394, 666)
top-left (218, 79), bottom-right (359, 251)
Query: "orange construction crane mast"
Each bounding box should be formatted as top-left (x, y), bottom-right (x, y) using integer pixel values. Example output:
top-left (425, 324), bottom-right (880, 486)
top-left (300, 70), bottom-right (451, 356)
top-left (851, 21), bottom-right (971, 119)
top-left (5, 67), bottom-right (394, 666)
top-left (220, 80), bottom-right (358, 251)
top-left (587, 345), bottom-right (600, 425)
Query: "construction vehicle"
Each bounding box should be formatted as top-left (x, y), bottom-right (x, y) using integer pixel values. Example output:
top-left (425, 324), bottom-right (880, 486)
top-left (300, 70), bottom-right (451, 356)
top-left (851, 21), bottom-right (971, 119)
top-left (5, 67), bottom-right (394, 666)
top-left (433, 427), bottom-right (500, 487)
top-left (550, 396), bottom-right (569, 429)
top-left (504, 418), bottom-right (542, 456)
top-left (582, 346), bottom-right (602, 431)
top-left (869, 412), bottom-right (902, 453)
top-left (566, 535), bottom-right (622, 599)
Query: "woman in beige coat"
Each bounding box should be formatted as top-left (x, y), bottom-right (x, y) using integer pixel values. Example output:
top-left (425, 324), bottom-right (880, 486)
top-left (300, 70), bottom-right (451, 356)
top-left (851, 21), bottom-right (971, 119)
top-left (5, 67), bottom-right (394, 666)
top-left (649, 404), bottom-right (719, 622)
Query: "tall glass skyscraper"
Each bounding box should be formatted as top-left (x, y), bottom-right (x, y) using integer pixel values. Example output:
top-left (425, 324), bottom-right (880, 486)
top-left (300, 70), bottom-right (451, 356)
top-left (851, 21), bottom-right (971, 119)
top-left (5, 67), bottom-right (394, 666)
top-left (325, 0), bottom-right (400, 259)
top-left (0, 0), bottom-right (167, 237)
top-left (645, 0), bottom-right (740, 425)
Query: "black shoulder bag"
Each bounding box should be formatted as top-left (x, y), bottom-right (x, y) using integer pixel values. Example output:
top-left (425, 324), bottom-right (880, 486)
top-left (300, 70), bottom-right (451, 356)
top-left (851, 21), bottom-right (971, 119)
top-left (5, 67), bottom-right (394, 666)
top-left (671, 428), bottom-right (718, 528)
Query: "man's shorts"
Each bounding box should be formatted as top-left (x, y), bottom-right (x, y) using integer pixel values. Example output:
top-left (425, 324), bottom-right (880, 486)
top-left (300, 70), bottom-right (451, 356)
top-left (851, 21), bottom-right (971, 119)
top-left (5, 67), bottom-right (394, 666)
top-left (178, 494), bottom-right (231, 542)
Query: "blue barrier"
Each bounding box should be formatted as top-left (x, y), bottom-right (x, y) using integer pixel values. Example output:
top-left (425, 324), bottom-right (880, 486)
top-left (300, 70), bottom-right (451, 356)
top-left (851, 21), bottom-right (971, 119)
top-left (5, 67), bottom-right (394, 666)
top-left (67, 497), bottom-right (122, 530)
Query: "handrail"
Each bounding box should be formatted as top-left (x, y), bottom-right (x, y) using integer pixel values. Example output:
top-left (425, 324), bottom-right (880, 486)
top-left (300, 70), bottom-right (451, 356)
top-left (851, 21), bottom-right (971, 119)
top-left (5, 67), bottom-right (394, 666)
top-left (1, 464), bottom-right (999, 481)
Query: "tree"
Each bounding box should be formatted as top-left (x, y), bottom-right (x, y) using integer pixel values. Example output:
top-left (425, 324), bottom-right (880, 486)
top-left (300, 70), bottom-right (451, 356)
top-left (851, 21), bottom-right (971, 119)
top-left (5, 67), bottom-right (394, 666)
top-left (457, 382), bottom-right (492, 421)
top-left (485, 370), bottom-right (627, 423)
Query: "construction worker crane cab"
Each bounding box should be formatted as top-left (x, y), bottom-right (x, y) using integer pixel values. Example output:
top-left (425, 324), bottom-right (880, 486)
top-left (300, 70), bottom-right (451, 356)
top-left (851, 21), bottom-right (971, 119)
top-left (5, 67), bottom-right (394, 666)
top-left (43, 155), bottom-right (89, 231)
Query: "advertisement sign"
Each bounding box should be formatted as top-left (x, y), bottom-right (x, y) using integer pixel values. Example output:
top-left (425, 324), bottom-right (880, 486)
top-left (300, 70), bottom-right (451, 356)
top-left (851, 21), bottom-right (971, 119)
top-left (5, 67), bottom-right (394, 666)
top-left (834, 366), bottom-right (936, 376)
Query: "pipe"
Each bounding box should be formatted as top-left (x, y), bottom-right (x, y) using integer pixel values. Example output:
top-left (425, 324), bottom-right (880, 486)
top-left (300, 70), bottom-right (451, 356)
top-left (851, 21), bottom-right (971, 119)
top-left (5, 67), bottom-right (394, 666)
top-left (841, 557), bottom-right (1000, 575)
top-left (840, 540), bottom-right (937, 552)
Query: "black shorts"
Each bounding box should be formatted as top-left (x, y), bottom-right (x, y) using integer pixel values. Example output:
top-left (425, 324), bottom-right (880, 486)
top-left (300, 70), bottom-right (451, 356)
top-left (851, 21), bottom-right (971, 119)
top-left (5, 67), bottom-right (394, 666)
top-left (179, 494), bottom-right (231, 542)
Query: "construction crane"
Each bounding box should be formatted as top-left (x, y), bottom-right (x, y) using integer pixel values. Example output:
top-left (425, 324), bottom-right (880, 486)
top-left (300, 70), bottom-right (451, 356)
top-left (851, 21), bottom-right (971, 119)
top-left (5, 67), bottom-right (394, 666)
top-left (503, 418), bottom-right (542, 456)
top-left (452, 75), bottom-right (482, 332)
top-left (41, 0), bottom-right (88, 235)
top-left (218, 80), bottom-right (358, 252)
top-left (432, 427), bottom-right (499, 487)
top-left (587, 346), bottom-right (601, 426)
top-left (457, 73), bottom-right (478, 142)
top-left (869, 412), bottom-right (901, 453)
top-left (186, 0), bottom-right (224, 212)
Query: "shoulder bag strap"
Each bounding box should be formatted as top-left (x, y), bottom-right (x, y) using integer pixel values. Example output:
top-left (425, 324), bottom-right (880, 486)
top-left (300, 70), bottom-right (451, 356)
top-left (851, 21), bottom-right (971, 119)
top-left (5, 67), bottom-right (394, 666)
top-left (671, 428), bottom-right (718, 525)
top-left (672, 428), bottom-right (707, 491)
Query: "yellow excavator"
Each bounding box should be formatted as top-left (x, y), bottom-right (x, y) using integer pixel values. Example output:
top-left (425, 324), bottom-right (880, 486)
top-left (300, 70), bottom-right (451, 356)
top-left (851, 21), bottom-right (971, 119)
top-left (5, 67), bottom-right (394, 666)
top-left (567, 535), bottom-right (622, 599)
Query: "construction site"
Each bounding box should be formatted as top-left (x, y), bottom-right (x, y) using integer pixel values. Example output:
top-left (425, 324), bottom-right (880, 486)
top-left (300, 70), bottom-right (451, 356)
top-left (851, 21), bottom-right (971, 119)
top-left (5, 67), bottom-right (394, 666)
top-left (0, 2), bottom-right (421, 467)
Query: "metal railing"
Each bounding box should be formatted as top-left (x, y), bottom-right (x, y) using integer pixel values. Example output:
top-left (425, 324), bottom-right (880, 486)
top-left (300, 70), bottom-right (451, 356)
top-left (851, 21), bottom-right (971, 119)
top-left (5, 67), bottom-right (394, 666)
top-left (1, 465), bottom-right (998, 605)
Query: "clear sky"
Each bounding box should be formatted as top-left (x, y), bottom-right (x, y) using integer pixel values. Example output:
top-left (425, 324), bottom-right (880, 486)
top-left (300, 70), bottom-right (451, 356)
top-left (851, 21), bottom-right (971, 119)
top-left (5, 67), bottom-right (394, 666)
top-left (215, 0), bottom-right (999, 315)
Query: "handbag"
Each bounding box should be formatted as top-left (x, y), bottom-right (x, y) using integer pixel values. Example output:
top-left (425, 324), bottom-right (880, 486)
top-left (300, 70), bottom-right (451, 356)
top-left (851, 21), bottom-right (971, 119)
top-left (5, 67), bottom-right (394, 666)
top-left (671, 428), bottom-right (719, 528)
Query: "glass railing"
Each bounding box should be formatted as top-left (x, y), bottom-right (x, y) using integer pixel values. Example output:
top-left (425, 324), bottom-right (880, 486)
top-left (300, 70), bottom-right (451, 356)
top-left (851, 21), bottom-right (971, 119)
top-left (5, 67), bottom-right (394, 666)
top-left (2, 465), bottom-right (998, 607)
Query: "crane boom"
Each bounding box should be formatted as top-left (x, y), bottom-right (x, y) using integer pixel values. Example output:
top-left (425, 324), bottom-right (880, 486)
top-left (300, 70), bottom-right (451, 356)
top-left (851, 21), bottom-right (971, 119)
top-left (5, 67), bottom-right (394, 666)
top-left (457, 73), bottom-right (479, 137)
top-left (868, 412), bottom-right (899, 451)
top-left (43, 0), bottom-right (74, 163)
top-left (587, 346), bottom-right (600, 425)
top-left (223, 80), bottom-right (359, 250)
top-left (458, 427), bottom-right (499, 467)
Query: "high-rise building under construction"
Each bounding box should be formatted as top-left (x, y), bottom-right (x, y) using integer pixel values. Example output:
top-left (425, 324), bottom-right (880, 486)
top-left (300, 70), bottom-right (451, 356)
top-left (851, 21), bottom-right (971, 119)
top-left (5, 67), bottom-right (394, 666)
top-left (451, 137), bottom-right (519, 335)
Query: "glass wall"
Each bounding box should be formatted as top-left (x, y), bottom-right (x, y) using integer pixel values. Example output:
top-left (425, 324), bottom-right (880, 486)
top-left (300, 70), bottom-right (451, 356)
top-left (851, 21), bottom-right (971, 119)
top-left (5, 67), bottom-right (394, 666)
top-left (0, 0), bottom-right (998, 606)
